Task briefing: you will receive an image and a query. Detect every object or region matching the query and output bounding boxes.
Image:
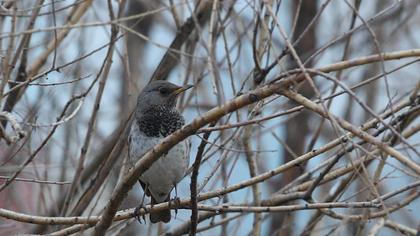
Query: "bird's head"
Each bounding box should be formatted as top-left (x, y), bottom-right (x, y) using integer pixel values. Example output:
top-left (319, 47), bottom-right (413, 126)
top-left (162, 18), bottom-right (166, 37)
top-left (136, 80), bottom-right (193, 112)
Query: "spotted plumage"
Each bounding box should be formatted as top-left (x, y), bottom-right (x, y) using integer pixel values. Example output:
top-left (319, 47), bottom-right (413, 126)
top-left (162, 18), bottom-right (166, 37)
top-left (137, 105), bottom-right (185, 137)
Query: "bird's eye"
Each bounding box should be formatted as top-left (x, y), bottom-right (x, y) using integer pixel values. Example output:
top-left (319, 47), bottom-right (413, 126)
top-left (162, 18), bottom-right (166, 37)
top-left (159, 87), bottom-right (170, 95)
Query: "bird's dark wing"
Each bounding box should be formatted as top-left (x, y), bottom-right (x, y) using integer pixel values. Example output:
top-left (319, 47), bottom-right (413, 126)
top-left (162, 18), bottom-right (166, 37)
top-left (138, 179), bottom-right (151, 196)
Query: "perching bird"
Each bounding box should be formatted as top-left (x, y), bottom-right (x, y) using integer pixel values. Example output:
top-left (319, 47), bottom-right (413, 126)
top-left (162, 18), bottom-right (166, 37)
top-left (128, 80), bottom-right (192, 223)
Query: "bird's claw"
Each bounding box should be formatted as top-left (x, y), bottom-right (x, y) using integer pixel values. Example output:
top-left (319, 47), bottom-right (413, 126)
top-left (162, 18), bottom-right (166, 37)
top-left (169, 197), bottom-right (181, 218)
top-left (134, 205), bottom-right (147, 224)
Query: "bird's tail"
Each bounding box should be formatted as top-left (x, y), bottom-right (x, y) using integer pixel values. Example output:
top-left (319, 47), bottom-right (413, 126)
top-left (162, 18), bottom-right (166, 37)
top-left (150, 196), bottom-right (171, 223)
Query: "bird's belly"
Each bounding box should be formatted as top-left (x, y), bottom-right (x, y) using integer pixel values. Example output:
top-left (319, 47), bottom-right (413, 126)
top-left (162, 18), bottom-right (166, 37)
top-left (141, 144), bottom-right (188, 201)
top-left (129, 125), bottom-right (189, 202)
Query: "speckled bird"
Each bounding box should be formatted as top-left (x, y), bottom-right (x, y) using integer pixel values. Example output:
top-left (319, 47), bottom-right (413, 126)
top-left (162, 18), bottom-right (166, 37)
top-left (128, 80), bottom-right (192, 223)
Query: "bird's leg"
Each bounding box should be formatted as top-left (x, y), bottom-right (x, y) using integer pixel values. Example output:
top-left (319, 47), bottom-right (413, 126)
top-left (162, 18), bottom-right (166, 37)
top-left (135, 182), bottom-right (149, 224)
top-left (169, 184), bottom-right (181, 218)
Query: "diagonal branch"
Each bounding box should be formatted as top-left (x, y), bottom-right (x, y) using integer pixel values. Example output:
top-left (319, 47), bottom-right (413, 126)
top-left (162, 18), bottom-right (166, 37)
top-left (150, 1), bottom-right (212, 82)
top-left (278, 88), bottom-right (420, 175)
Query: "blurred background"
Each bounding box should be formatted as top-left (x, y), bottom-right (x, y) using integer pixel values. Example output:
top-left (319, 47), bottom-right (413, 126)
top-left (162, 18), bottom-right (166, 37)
top-left (0, 0), bottom-right (419, 235)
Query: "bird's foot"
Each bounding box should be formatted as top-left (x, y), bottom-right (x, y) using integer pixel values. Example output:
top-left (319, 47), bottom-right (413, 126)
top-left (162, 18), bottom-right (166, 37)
top-left (135, 181), bottom-right (149, 223)
top-left (134, 204), bottom-right (147, 224)
top-left (169, 197), bottom-right (181, 218)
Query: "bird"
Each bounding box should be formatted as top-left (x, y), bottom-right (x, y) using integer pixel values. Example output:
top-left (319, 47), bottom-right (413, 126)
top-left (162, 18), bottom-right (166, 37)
top-left (128, 80), bottom-right (192, 223)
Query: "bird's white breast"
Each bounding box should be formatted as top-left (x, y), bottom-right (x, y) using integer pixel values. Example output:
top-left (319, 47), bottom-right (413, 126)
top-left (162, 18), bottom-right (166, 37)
top-left (128, 122), bottom-right (189, 202)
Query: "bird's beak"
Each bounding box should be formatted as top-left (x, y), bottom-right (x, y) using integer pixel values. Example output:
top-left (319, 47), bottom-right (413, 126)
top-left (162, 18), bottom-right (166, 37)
top-left (172, 84), bottom-right (193, 95)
